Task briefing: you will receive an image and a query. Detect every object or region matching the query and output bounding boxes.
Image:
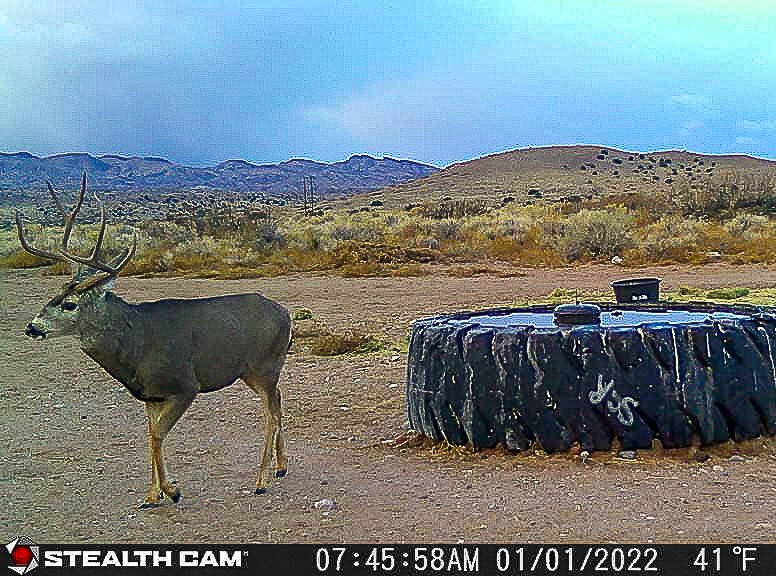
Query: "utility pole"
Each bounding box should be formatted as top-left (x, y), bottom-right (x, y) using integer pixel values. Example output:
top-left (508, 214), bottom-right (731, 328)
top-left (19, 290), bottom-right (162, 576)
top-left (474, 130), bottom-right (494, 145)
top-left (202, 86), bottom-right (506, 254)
top-left (302, 176), bottom-right (309, 215)
top-left (307, 176), bottom-right (316, 215)
top-left (300, 175), bottom-right (316, 216)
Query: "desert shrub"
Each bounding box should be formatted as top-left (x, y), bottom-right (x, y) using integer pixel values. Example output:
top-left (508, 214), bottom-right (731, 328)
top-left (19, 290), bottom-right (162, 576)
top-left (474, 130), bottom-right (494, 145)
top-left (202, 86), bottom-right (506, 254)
top-left (293, 308), bottom-right (313, 321)
top-left (484, 228), bottom-right (563, 265)
top-left (284, 212), bottom-right (389, 251)
top-left (310, 329), bottom-right (382, 356)
top-left (329, 221), bottom-right (384, 243)
top-left (548, 287), bottom-right (578, 299)
top-left (669, 179), bottom-right (730, 217)
top-left (300, 227), bottom-right (325, 251)
top-left (416, 199), bottom-right (489, 219)
top-left (669, 169), bottom-right (776, 217)
top-left (584, 190), bottom-right (670, 221)
top-left (677, 286), bottom-right (704, 297)
top-left (0, 248), bottom-right (51, 268)
top-left (716, 170), bottom-right (776, 213)
top-left (254, 220), bottom-right (286, 250)
top-left (390, 264), bottom-right (426, 277)
top-left (406, 219), bottom-right (463, 248)
top-left (746, 185), bottom-right (776, 213)
top-left (490, 217), bottom-right (534, 242)
top-left (559, 207), bottom-right (635, 261)
top-left (724, 213), bottom-right (769, 240)
top-left (433, 219), bottom-right (462, 240)
top-left (140, 220), bottom-right (197, 245)
top-left (422, 237), bottom-right (440, 250)
top-left (706, 287), bottom-right (750, 300)
top-left (331, 241), bottom-right (439, 267)
top-left (636, 216), bottom-right (706, 263)
top-left (540, 218), bottom-right (566, 237)
top-left (339, 262), bottom-right (383, 277)
top-left (121, 233), bottom-right (251, 275)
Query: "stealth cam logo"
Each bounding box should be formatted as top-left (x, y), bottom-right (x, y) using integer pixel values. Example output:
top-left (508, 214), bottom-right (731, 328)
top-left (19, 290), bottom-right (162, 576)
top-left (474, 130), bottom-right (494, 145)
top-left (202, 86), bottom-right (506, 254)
top-left (5, 538), bottom-right (39, 575)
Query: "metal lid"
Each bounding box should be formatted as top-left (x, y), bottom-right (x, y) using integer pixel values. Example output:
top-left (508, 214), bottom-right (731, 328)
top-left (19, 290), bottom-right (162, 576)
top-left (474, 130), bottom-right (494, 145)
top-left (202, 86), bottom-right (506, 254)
top-left (553, 302), bottom-right (602, 325)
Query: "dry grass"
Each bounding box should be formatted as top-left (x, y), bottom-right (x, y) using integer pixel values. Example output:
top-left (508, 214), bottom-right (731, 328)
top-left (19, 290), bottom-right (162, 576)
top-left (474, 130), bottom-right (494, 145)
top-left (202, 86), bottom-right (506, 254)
top-left (309, 329), bottom-right (382, 356)
top-left (0, 248), bottom-right (51, 269)
top-left (289, 316), bottom-right (384, 356)
top-left (705, 287), bottom-right (751, 300)
top-left (6, 162), bottom-right (776, 278)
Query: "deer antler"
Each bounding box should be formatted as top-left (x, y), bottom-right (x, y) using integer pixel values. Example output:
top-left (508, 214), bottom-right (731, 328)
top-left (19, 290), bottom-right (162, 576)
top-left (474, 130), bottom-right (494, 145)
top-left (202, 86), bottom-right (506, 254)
top-left (16, 172), bottom-right (137, 276)
top-left (58, 193), bottom-right (137, 276)
top-left (15, 211), bottom-right (70, 264)
top-left (48, 171), bottom-right (87, 252)
top-left (16, 172), bottom-right (89, 264)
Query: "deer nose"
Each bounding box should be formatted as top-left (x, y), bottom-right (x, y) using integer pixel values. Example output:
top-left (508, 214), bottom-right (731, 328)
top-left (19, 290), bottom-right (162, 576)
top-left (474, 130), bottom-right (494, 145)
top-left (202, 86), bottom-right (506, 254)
top-left (25, 324), bottom-right (46, 339)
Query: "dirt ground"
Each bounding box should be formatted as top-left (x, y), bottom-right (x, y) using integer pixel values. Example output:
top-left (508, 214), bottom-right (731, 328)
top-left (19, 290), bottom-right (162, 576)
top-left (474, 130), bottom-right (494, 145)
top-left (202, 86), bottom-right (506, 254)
top-left (3, 263), bottom-right (776, 544)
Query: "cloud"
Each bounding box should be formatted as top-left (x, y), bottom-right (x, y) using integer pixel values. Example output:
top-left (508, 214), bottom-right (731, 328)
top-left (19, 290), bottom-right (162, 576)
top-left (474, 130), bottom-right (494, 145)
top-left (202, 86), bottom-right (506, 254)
top-left (678, 119), bottom-right (704, 137)
top-left (734, 135), bottom-right (757, 146)
top-left (301, 73), bottom-right (527, 165)
top-left (736, 119), bottom-right (776, 134)
top-left (4, 2), bottom-right (776, 165)
top-left (304, 78), bottom-right (455, 143)
top-left (670, 93), bottom-right (719, 117)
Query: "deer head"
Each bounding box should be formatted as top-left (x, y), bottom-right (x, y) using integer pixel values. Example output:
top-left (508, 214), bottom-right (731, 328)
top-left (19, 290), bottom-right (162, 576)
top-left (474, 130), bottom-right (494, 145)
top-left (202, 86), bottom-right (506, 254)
top-left (17, 173), bottom-right (136, 339)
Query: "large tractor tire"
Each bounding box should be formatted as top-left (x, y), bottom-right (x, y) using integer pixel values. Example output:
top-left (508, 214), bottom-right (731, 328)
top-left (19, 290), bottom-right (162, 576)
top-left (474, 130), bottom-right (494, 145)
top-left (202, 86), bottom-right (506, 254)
top-left (406, 303), bottom-right (776, 453)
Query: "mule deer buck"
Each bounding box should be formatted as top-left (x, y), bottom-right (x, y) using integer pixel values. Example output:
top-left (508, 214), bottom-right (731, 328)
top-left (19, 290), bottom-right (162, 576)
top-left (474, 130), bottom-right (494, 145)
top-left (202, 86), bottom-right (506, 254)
top-left (18, 174), bottom-right (292, 508)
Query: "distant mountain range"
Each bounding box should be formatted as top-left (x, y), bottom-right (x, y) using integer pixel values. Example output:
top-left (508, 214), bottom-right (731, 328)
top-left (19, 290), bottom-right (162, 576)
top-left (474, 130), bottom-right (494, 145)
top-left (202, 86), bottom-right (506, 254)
top-left (7, 145), bottom-right (773, 210)
top-left (0, 152), bottom-right (438, 197)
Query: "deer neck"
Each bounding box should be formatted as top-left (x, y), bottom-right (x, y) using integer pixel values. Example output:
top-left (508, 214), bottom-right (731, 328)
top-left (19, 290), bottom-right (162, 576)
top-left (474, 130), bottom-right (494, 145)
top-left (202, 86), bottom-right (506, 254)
top-left (77, 291), bottom-right (142, 384)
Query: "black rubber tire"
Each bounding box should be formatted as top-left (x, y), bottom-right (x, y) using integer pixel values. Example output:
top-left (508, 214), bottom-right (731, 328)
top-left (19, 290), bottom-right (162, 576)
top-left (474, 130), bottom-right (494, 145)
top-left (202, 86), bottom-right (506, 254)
top-left (406, 302), bottom-right (776, 453)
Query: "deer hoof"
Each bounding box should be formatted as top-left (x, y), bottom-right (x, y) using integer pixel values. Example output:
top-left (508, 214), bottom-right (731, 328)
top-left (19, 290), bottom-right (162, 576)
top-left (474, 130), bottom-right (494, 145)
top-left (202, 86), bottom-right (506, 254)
top-left (255, 487), bottom-right (267, 495)
top-left (171, 488), bottom-right (181, 503)
top-left (139, 501), bottom-right (163, 510)
top-left (275, 469), bottom-right (287, 478)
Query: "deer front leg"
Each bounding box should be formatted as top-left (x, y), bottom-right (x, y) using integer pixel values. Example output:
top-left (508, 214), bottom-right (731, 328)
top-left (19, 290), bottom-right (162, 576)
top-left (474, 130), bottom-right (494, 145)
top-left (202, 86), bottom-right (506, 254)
top-left (140, 393), bottom-right (195, 509)
top-left (141, 417), bottom-right (163, 508)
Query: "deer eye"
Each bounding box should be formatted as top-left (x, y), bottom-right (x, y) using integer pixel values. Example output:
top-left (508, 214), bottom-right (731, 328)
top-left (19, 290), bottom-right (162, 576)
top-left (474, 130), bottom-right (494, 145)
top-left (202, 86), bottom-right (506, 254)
top-left (61, 301), bottom-right (78, 311)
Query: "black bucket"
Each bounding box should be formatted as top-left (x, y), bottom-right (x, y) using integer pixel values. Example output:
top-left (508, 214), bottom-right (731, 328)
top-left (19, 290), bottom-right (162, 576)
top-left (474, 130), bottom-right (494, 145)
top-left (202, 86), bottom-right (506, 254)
top-left (612, 277), bottom-right (661, 304)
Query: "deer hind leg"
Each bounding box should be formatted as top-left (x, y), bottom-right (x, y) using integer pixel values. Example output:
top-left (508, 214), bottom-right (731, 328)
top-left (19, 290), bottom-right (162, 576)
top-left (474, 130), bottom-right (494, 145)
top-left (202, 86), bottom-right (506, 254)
top-left (244, 372), bottom-right (285, 494)
top-left (140, 392), bottom-right (195, 509)
top-left (273, 388), bottom-right (288, 477)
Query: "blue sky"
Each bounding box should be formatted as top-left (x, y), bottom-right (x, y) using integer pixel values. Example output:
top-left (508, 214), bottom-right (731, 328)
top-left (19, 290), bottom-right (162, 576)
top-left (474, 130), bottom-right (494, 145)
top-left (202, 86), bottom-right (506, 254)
top-left (1, 0), bottom-right (776, 167)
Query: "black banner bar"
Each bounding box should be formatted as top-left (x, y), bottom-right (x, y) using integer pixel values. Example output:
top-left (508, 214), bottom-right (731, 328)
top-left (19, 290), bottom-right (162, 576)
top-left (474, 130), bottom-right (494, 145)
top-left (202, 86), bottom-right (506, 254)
top-left (3, 543), bottom-right (775, 575)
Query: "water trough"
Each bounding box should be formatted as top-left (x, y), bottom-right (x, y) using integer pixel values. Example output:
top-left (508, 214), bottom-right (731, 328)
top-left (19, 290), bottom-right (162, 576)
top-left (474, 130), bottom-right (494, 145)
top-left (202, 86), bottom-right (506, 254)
top-left (406, 300), bottom-right (776, 453)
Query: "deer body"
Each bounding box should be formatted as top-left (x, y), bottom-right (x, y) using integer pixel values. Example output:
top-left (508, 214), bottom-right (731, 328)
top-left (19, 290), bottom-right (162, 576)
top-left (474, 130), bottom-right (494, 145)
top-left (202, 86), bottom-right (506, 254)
top-left (77, 292), bottom-right (291, 400)
top-left (18, 174), bottom-right (293, 508)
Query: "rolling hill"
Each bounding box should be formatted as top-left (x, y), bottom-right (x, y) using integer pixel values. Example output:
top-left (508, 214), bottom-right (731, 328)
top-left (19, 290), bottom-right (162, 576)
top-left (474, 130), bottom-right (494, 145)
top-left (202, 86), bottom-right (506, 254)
top-left (0, 152), bottom-right (438, 198)
top-left (354, 145), bottom-right (776, 208)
